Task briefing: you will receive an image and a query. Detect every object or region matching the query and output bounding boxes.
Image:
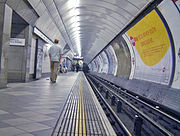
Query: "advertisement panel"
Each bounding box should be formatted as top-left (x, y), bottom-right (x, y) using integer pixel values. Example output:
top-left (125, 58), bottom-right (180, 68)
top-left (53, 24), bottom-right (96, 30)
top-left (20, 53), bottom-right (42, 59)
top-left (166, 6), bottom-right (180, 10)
top-left (158, 0), bottom-right (180, 89)
top-left (100, 51), bottom-right (109, 74)
top-left (107, 45), bottom-right (118, 76)
top-left (92, 61), bottom-right (95, 72)
top-left (93, 59), bottom-right (98, 72)
top-left (42, 44), bottom-right (51, 73)
top-left (90, 63), bottom-right (93, 72)
top-left (97, 56), bottom-right (102, 73)
top-left (35, 43), bottom-right (43, 79)
top-left (111, 36), bottom-right (131, 78)
top-left (29, 37), bottom-right (36, 74)
top-left (104, 45), bottom-right (118, 75)
top-left (104, 49), bottom-right (112, 74)
top-left (98, 55), bottom-right (103, 73)
top-left (126, 9), bottom-right (173, 85)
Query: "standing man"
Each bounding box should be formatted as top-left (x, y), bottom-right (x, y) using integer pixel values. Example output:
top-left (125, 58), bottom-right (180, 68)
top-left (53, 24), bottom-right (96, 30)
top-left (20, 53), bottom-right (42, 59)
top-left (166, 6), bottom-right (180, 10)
top-left (76, 62), bottom-right (80, 72)
top-left (62, 59), bottom-right (67, 73)
top-left (49, 39), bottom-right (62, 83)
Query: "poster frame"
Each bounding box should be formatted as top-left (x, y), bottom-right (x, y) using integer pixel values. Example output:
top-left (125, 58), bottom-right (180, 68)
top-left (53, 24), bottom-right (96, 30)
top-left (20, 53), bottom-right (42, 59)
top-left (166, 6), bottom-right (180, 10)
top-left (155, 8), bottom-right (176, 86)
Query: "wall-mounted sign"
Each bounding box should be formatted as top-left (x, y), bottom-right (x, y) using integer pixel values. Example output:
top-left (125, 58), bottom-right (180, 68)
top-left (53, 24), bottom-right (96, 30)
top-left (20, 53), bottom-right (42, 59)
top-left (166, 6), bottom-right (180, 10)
top-left (10, 38), bottom-right (25, 46)
top-left (33, 27), bottom-right (53, 46)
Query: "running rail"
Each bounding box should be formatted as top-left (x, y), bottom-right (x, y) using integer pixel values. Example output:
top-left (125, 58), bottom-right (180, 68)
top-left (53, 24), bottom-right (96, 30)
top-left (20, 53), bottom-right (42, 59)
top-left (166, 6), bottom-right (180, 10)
top-left (88, 74), bottom-right (175, 136)
top-left (93, 74), bottom-right (180, 122)
top-left (87, 76), bottom-right (132, 136)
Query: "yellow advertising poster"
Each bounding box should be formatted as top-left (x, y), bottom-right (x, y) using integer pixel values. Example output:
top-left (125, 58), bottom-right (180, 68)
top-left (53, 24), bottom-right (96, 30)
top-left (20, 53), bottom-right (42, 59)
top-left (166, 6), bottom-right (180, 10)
top-left (127, 10), bottom-right (171, 66)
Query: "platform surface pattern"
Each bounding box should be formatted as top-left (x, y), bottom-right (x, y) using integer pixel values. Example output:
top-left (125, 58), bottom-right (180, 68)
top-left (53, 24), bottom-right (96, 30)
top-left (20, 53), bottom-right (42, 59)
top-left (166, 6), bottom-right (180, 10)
top-left (53, 72), bottom-right (116, 136)
top-left (0, 72), bottom-right (78, 136)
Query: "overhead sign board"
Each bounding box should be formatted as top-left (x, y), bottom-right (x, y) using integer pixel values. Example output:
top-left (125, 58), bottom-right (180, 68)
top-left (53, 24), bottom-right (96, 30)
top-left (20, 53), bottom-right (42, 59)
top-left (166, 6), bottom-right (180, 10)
top-left (10, 38), bottom-right (25, 46)
top-left (33, 27), bottom-right (53, 45)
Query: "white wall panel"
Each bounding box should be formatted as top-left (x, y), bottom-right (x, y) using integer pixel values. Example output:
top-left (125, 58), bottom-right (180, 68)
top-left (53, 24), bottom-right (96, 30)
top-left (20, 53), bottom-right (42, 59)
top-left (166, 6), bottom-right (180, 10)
top-left (158, 0), bottom-right (180, 89)
top-left (42, 44), bottom-right (51, 73)
top-left (123, 34), bottom-right (135, 79)
top-left (100, 51), bottom-right (109, 74)
top-left (29, 36), bottom-right (36, 74)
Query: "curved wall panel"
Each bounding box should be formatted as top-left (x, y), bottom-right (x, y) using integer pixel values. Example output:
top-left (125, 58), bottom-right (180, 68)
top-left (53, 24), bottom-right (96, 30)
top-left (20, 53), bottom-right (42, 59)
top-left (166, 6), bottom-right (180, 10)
top-left (91, 61), bottom-right (95, 72)
top-left (93, 59), bottom-right (98, 72)
top-left (104, 50), bottom-right (111, 74)
top-left (104, 50), bottom-right (110, 74)
top-left (89, 62), bottom-right (93, 72)
top-left (97, 55), bottom-right (103, 73)
top-left (91, 61), bottom-right (94, 72)
top-left (122, 34), bottom-right (135, 79)
top-left (126, 9), bottom-right (174, 85)
top-left (111, 36), bottom-right (131, 78)
top-left (105, 46), bottom-right (118, 76)
top-left (96, 56), bottom-right (102, 73)
top-left (158, 0), bottom-right (180, 89)
top-left (100, 51), bottom-right (109, 74)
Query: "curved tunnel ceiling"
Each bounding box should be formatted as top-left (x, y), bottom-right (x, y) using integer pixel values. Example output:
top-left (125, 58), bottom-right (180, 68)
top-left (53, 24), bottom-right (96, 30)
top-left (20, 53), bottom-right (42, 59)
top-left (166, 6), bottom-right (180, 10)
top-left (28, 0), bottom-right (153, 63)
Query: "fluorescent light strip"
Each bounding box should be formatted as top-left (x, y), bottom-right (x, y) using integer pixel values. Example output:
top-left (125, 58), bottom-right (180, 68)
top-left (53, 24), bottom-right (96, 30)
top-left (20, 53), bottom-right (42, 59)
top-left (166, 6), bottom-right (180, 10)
top-left (67, 0), bottom-right (81, 56)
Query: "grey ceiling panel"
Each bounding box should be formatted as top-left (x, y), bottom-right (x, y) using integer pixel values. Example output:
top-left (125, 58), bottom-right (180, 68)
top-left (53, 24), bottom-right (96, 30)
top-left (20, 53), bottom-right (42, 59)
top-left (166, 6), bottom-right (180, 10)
top-left (28, 0), bottom-right (153, 62)
top-left (63, 50), bottom-right (74, 59)
top-left (28, 0), bottom-right (68, 50)
top-left (27, 0), bottom-right (41, 8)
top-left (6, 0), bottom-right (21, 10)
top-left (33, 1), bottom-right (47, 16)
top-left (6, 0), bottom-right (38, 25)
top-left (35, 11), bottom-right (66, 48)
top-left (129, 0), bottom-right (151, 9)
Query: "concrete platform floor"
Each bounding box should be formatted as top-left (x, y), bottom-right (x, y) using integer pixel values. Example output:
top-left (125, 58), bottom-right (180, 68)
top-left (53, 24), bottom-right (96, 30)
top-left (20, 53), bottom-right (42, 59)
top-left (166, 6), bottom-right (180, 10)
top-left (0, 72), bottom-right (79, 136)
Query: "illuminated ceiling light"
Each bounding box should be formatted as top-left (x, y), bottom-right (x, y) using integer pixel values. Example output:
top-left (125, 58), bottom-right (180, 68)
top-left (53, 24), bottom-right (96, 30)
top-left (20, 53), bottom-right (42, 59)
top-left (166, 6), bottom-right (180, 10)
top-left (70, 25), bottom-right (81, 32)
top-left (67, 0), bottom-right (81, 57)
top-left (69, 9), bottom-right (80, 17)
top-left (67, 0), bottom-right (80, 8)
top-left (71, 21), bottom-right (80, 28)
top-left (72, 35), bottom-right (80, 39)
top-left (75, 39), bottom-right (81, 57)
top-left (71, 30), bottom-right (81, 36)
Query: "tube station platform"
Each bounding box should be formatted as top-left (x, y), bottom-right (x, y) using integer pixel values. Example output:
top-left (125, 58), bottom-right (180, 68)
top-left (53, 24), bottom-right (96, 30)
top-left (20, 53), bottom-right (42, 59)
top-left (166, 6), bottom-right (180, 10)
top-left (0, 72), bottom-right (116, 136)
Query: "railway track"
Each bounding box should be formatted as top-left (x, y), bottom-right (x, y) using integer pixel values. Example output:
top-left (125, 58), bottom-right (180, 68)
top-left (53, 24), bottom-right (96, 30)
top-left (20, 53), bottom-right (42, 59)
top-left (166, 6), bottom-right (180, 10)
top-left (87, 74), bottom-right (180, 136)
top-left (87, 75), bottom-right (132, 136)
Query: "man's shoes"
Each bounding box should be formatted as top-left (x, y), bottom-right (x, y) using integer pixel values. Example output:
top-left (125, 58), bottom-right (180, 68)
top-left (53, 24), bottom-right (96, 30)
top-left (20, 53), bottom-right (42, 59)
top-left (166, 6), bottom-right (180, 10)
top-left (50, 78), bottom-right (56, 83)
top-left (52, 80), bottom-right (56, 83)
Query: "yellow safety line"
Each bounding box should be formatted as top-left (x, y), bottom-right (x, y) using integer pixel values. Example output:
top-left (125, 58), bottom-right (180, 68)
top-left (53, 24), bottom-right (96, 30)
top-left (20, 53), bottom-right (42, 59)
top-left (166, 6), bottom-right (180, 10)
top-left (75, 77), bottom-right (86, 136)
top-left (82, 82), bottom-right (86, 135)
top-left (79, 84), bottom-right (82, 135)
top-left (75, 94), bottom-right (80, 136)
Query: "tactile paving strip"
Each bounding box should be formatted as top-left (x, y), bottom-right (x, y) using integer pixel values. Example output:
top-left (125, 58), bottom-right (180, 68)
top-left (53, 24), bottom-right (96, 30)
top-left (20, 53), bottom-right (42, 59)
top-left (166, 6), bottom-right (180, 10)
top-left (52, 72), bottom-right (116, 136)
